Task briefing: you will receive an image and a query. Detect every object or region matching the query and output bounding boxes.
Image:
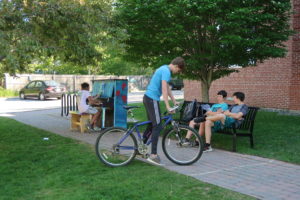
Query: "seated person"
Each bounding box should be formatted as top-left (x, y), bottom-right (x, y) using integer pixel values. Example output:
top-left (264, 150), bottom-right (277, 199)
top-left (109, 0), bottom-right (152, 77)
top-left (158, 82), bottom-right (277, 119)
top-left (183, 90), bottom-right (228, 152)
top-left (78, 82), bottom-right (102, 131)
top-left (204, 92), bottom-right (249, 151)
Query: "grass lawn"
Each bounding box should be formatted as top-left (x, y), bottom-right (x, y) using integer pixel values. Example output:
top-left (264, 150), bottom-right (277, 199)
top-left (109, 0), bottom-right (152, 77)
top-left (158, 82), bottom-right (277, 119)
top-left (0, 87), bottom-right (18, 97)
top-left (129, 102), bottom-right (300, 164)
top-left (0, 117), bottom-right (254, 200)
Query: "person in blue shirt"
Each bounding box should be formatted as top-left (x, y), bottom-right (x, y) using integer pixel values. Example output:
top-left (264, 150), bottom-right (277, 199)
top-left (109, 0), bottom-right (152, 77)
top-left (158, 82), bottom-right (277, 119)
top-left (183, 90), bottom-right (228, 152)
top-left (143, 57), bottom-right (185, 165)
top-left (205, 92), bottom-right (248, 151)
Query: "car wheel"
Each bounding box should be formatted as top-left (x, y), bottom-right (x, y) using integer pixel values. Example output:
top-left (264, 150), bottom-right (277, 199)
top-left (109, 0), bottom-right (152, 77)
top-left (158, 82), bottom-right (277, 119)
top-left (19, 92), bottom-right (25, 100)
top-left (39, 93), bottom-right (45, 101)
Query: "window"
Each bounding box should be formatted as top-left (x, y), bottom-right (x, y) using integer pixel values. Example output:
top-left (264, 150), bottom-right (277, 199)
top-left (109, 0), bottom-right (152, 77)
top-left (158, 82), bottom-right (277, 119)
top-left (45, 80), bottom-right (60, 87)
top-left (35, 81), bottom-right (43, 87)
top-left (27, 82), bottom-right (36, 88)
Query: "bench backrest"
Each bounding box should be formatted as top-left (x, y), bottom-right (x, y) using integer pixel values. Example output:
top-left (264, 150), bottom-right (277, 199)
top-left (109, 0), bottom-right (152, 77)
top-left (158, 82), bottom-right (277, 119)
top-left (179, 101), bottom-right (259, 131)
top-left (238, 106), bottom-right (259, 130)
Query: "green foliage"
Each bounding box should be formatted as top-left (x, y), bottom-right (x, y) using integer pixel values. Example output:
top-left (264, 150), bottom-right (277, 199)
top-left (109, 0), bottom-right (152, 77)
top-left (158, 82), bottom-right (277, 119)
top-left (0, 0), bottom-right (110, 74)
top-left (0, 117), bottom-right (254, 200)
top-left (0, 87), bottom-right (18, 97)
top-left (28, 56), bottom-right (93, 75)
top-left (115, 0), bottom-right (294, 100)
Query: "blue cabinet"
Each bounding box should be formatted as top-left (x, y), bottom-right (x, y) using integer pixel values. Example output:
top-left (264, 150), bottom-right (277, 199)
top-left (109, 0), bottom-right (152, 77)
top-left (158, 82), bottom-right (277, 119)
top-left (92, 79), bottom-right (128, 129)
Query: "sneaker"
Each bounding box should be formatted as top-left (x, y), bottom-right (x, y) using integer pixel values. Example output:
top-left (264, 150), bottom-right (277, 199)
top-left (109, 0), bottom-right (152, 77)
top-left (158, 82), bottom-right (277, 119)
top-left (193, 116), bottom-right (206, 123)
top-left (192, 140), bottom-right (200, 147)
top-left (93, 126), bottom-right (102, 131)
top-left (86, 124), bottom-right (93, 130)
top-left (182, 138), bottom-right (191, 146)
top-left (203, 145), bottom-right (213, 152)
top-left (147, 155), bottom-right (163, 166)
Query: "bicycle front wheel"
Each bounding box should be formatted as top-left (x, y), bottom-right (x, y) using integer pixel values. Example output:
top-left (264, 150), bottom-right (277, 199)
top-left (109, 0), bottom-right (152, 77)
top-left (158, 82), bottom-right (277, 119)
top-left (95, 127), bottom-right (137, 167)
top-left (162, 125), bottom-right (203, 165)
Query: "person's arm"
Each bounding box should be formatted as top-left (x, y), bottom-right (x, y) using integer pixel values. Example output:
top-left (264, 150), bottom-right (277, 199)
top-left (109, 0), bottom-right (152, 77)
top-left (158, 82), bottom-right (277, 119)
top-left (224, 111), bottom-right (243, 120)
top-left (224, 105), bottom-right (248, 120)
top-left (87, 96), bottom-right (101, 105)
top-left (206, 105), bottom-right (223, 116)
top-left (162, 80), bottom-right (171, 111)
top-left (167, 83), bottom-right (178, 105)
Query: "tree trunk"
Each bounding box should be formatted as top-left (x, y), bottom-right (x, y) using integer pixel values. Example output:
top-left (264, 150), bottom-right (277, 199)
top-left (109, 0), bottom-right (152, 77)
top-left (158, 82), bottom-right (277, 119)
top-left (201, 81), bottom-right (210, 102)
top-left (200, 69), bottom-right (213, 102)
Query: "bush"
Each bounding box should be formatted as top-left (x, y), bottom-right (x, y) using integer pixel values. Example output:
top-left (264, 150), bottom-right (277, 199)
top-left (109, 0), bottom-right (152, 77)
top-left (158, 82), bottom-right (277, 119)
top-left (0, 87), bottom-right (18, 97)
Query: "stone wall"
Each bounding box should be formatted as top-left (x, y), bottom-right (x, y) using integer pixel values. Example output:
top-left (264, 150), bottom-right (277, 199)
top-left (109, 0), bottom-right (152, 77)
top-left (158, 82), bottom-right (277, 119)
top-left (4, 74), bottom-right (151, 92)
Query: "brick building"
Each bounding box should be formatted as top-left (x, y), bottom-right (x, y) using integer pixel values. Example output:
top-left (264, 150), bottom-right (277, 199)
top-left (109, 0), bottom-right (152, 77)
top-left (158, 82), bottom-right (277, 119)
top-left (184, 0), bottom-right (300, 111)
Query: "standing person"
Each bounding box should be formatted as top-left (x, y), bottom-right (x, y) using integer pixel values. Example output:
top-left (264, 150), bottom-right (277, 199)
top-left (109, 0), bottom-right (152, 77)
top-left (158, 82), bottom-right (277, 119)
top-left (78, 82), bottom-right (102, 131)
top-left (143, 57), bottom-right (185, 165)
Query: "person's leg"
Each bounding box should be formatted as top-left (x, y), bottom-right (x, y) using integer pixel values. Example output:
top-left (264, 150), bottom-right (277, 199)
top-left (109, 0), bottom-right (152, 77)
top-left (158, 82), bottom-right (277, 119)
top-left (206, 114), bottom-right (225, 124)
top-left (199, 122), bottom-right (205, 136)
top-left (203, 119), bottom-right (214, 152)
top-left (204, 120), bottom-right (213, 144)
top-left (86, 107), bottom-right (100, 129)
top-left (150, 101), bottom-right (162, 155)
top-left (143, 96), bottom-right (153, 143)
top-left (143, 95), bottom-right (162, 155)
top-left (185, 120), bottom-right (196, 139)
top-left (91, 111), bottom-right (101, 126)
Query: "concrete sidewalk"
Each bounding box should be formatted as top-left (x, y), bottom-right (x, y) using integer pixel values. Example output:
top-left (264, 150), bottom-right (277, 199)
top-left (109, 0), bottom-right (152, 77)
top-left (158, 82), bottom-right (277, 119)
top-left (3, 108), bottom-right (300, 200)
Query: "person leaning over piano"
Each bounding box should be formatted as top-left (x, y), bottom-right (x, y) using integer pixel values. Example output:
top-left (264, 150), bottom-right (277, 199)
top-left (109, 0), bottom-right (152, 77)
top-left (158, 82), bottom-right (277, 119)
top-left (78, 82), bottom-right (102, 131)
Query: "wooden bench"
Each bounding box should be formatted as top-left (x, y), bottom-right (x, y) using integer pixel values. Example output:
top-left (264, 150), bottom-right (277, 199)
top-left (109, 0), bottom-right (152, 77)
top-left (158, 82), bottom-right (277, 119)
top-left (70, 111), bottom-right (92, 133)
top-left (178, 101), bottom-right (259, 152)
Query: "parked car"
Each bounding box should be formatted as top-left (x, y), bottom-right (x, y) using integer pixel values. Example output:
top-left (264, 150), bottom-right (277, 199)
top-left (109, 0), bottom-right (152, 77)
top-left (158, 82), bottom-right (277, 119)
top-left (169, 79), bottom-right (184, 90)
top-left (19, 80), bottom-right (66, 100)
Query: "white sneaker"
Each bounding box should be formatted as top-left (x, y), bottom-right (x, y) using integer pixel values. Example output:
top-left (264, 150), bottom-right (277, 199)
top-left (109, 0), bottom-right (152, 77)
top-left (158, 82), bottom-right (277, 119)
top-left (203, 145), bottom-right (213, 152)
top-left (93, 126), bottom-right (102, 131)
top-left (147, 155), bottom-right (164, 166)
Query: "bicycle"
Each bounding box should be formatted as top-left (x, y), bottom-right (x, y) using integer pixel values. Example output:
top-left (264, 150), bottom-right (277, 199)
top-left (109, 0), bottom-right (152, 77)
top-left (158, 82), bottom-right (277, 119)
top-left (95, 105), bottom-right (204, 167)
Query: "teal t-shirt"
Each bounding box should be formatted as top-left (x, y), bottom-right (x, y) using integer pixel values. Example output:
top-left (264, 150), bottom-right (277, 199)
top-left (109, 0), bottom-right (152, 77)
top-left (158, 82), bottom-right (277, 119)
top-left (210, 103), bottom-right (228, 112)
top-left (145, 65), bottom-right (171, 101)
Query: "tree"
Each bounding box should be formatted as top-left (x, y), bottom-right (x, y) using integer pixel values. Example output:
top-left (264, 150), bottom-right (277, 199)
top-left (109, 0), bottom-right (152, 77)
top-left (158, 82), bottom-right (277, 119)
top-left (115, 0), bottom-right (293, 101)
top-left (0, 0), bottom-right (110, 74)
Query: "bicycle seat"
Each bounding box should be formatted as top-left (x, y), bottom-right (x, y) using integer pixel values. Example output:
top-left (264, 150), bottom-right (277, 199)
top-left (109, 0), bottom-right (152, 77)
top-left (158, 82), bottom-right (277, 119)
top-left (123, 106), bottom-right (140, 110)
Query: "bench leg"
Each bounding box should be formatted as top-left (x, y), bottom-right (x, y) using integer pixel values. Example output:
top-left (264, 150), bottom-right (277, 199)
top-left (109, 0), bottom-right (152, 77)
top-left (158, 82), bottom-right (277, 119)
top-left (70, 114), bottom-right (80, 131)
top-left (80, 115), bottom-right (91, 133)
top-left (232, 133), bottom-right (237, 152)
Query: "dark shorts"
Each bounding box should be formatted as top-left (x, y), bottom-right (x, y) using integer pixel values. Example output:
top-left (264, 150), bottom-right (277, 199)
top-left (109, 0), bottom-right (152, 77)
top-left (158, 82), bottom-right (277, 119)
top-left (212, 116), bottom-right (236, 132)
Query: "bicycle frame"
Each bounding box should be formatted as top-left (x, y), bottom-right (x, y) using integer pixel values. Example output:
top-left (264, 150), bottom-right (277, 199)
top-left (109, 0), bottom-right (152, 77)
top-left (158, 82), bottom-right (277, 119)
top-left (116, 114), bottom-right (174, 150)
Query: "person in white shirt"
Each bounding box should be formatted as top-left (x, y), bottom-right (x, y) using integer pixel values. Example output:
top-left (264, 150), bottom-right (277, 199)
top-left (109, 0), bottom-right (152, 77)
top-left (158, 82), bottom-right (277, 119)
top-left (78, 82), bottom-right (101, 131)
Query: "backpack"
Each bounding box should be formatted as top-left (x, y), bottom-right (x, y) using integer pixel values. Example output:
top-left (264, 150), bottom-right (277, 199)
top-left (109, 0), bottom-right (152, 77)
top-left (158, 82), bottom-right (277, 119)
top-left (182, 99), bottom-right (197, 122)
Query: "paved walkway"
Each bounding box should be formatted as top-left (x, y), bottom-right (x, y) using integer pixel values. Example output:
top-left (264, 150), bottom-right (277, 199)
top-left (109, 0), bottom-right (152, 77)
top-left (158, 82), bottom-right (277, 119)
top-left (2, 108), bottom-right (300, 200)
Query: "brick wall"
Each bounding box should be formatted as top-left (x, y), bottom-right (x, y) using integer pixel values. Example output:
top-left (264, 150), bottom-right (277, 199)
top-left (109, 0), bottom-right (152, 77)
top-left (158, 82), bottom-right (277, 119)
top-left (184, 1), bottom-right (300, 111)
top-left (289, 0), bottom-right (300, 110)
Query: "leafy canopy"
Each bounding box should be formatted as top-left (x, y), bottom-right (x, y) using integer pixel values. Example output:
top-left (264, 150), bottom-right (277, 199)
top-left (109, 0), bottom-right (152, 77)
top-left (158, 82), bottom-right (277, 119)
top-left (0, 0), bottom-right (110, 74)
top-left (115, 0), bottom-right (293, 82)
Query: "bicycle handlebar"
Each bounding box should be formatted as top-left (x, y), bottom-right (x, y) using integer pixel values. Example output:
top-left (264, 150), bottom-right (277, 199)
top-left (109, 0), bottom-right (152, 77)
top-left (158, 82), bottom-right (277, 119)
top-left (163, 105), bottom-right (180, 115)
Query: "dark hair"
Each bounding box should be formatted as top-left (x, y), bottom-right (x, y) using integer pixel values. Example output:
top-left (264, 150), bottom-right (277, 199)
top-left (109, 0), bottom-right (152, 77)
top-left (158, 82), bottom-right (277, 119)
top-left (233, 92), bottom-right (245, 101)
top-left (217, 90), bottom-right (227, 98)
top-left (81, 82), bottom-right (89, 89)
top-left (171, 57), bottom-right (185, 70)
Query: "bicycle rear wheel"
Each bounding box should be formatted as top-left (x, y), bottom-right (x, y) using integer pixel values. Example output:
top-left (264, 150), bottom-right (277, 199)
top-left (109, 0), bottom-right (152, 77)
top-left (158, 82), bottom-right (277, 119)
top-left (162, 125), bottom-right (203, 165)
top-left (95, 127), bottom-right (137, 167)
